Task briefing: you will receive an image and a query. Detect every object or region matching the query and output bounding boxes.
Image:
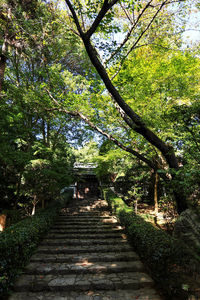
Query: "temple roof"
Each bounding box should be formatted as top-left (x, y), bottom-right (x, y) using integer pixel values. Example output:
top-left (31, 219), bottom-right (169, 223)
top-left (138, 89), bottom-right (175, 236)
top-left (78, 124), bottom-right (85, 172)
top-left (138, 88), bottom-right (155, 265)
top-left (73, 162), bottom-right (97, 176)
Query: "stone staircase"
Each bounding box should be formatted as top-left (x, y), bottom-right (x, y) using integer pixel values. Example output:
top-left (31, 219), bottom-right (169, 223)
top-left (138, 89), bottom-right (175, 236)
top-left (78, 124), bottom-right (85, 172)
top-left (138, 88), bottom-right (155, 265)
top-left (9, 197), bottom-right (162, 299)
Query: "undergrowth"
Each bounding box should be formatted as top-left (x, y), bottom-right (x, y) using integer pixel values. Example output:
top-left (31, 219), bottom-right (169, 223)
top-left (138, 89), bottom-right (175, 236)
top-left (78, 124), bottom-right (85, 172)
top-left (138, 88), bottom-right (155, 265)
top-left (103, 188), bottom-right (199, 299)
top-left (0, 190), bottom-right (73, 297)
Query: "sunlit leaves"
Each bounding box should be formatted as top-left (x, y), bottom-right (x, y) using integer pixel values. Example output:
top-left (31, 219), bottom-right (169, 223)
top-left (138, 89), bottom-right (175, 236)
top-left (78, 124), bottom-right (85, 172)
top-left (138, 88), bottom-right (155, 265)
top-left (112, 45), bottom-right (200, 134)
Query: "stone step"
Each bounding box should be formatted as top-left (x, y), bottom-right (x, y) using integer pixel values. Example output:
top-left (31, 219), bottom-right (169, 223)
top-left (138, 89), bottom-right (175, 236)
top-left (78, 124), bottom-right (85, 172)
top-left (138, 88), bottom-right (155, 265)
top-left (30, 251), bottom-right (140, 263)
top-left (57, 215), bottom-right (113, 220)
top-left (49, 228), bottom-right (124, 234)
top-left (24, 260), bottom-right (145, 275)
top-left (56, 216), bottom-right (115, 219)
top-left (51, 224), bottom-right (122, 230)
top-left (54, 220), bottom-right (117, 224)
top-left (46, 233), bottom-right (124, 239)
top-left (40, 238), bottom-right (127, 246)
top-left (62, 209), bottom-right (109, 214)
top-left (59, 212), bottom-right (103, 216)
top-left (37, 244), bottom-right (133, 254)
top-left (62, 207), bottom-right (109, 212)
top-left (9, 288), bottom-right (162, 300)
top-left (9, 197), bottom-right (163, 300)
top-left (14, 272), bottom-right (154, 292)
top-left (53, 220), bottom-right (119, 225)
top-left (56, 216), bottom-right (116, 219)
top-left (66, 205), bottom-right (108, 209)
top-left (63, 204), bottom-right (108, 214)
top-left (65, 201), bottom-right (106, 206)
top-left (61, 206), bottom-right (108, 210)
top-left (67, 200), bottom-right (107, 205)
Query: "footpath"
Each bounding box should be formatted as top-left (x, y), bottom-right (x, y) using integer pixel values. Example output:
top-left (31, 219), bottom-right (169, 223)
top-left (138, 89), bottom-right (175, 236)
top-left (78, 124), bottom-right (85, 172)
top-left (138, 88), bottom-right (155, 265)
top-left (9, 197), bottom-right (162, 300)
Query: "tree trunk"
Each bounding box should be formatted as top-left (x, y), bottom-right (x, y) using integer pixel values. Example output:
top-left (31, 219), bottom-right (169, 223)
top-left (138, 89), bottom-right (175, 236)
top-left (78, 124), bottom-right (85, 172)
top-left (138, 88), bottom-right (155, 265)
top-left (14, 173), bottom-right (22, 210)
top-left (134, 199), bottom-right (138, 214)
top-left (32, 196), bottom-right (37, 215)
top-left (0, 214), bottom-right (7, 232)
top-left (82, 39), bottom-right (175, 162)
top-left (47, 121), bottom-right (50, 146)
top-left (42, 119), bottom-right (46, 145)
top-left (0, 54), bottom-right (7, 93)
top-left (31, 203), bottom-right (36, 215)
top-left (173, 188), bottom-right (187, 214)
top-left (64, 2), bottom-right (188, 214)
top-left (42, 198), bottom-right (45, 209)
top-left (154, 172), bottom-right (159, 215)
top-left (83, 39), bottom-right (187, 213)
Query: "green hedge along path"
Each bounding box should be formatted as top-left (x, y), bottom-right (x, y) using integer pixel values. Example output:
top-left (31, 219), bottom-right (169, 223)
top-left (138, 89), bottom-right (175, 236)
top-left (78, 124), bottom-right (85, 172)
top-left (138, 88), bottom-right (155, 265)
top-left (0, 190), bottom-right (73, 297)
top-left (104, 188), bottom-right (199, 299)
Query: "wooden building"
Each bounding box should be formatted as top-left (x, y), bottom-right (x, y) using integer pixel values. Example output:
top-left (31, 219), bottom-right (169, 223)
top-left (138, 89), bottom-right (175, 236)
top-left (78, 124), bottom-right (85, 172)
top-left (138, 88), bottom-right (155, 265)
top-left (74, 163), bottom-right (100, 199)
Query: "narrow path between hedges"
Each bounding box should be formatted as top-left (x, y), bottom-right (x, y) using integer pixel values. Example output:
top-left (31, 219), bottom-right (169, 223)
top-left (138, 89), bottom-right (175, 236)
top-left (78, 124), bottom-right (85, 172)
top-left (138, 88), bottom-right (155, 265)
top-left (9, 197), bottom-right (162, 300)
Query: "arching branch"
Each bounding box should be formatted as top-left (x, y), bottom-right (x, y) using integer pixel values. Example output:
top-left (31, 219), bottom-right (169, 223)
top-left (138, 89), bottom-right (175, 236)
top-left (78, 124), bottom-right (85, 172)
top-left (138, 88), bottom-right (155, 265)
top-left (46, 89), bottom-right (157, 170)
top-left (65, 0), bottom-right (84, 37)
top-left (86, 0), bottom-right (119, 38)
top-left (105, 0), bottom-right (154, 65)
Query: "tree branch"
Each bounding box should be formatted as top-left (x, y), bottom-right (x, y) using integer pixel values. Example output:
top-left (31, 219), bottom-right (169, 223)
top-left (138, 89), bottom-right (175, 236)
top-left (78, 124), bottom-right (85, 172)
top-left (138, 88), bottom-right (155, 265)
top-left (105, 0), bottom-right (154, 65)
top-left (121, 0), bottom-right (169, 65)
top-left (120, 2), bottom-right (133, 24)
top-left (77, 36), bottom-right (178, 170)
top-left (65, 0), bottom-right (84, 37)
top-left (112, 100), bottom-right (135, 129)
top-left (86, 0), bottom-right (119, 38)
top-left (46, 89), bottom-right (156, 169)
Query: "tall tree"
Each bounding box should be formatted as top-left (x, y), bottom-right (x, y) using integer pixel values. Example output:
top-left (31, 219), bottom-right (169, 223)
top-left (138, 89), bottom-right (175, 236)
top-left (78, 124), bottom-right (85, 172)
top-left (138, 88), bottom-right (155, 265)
top-left (60, 0), bottom-right (197, 213)
top-left (0, 0), bottom-right (82, 212)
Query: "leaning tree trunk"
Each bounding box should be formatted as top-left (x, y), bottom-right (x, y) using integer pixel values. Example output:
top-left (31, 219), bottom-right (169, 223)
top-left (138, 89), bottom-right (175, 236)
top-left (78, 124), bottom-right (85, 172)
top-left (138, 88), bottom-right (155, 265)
top-left (81, 38), bottom-right (188, 214)
top-left (14, 173), bottom-right (22, 210)
top-left (32, 196), bottom-right (37, 215)
top-left (0, 54), bottom-right (7, 93)
top-left (42, 198), bottom-right (45, 209)
top-left (64, 0), bottom-right (188, 214)
top-left (154, 172), bottom-right (159, 215)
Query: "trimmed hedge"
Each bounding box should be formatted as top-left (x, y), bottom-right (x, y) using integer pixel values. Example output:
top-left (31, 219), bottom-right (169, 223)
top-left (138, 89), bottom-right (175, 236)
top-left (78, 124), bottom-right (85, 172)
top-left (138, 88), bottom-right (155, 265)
top-left (0, 203), bottom-right (60, 296)
top-left (103, 188), bottom-right (199, 299)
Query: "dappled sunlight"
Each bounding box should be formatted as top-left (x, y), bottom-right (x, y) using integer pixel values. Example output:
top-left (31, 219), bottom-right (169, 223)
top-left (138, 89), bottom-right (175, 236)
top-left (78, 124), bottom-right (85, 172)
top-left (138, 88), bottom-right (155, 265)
top-left (75, 260), bottom-right (93, 267)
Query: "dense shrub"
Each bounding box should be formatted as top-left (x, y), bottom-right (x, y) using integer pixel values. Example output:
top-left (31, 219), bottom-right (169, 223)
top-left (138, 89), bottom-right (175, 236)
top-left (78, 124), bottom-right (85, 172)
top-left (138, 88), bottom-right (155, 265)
top-left (103, 188), bottom-right (131, 212)
top-left (0, 203), bottom-right (60, 296)
top-left (60, 188), bottom-right (74, 206)
top-left (2, 209), bottom-right (22, 227)
top-left (103, 188), bottom-right (199, 299)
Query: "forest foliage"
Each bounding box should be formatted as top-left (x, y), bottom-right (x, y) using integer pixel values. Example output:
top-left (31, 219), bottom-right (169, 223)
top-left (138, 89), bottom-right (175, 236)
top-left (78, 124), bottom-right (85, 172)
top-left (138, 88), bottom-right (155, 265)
top-left (0, 0), bottom-right (200, 216)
